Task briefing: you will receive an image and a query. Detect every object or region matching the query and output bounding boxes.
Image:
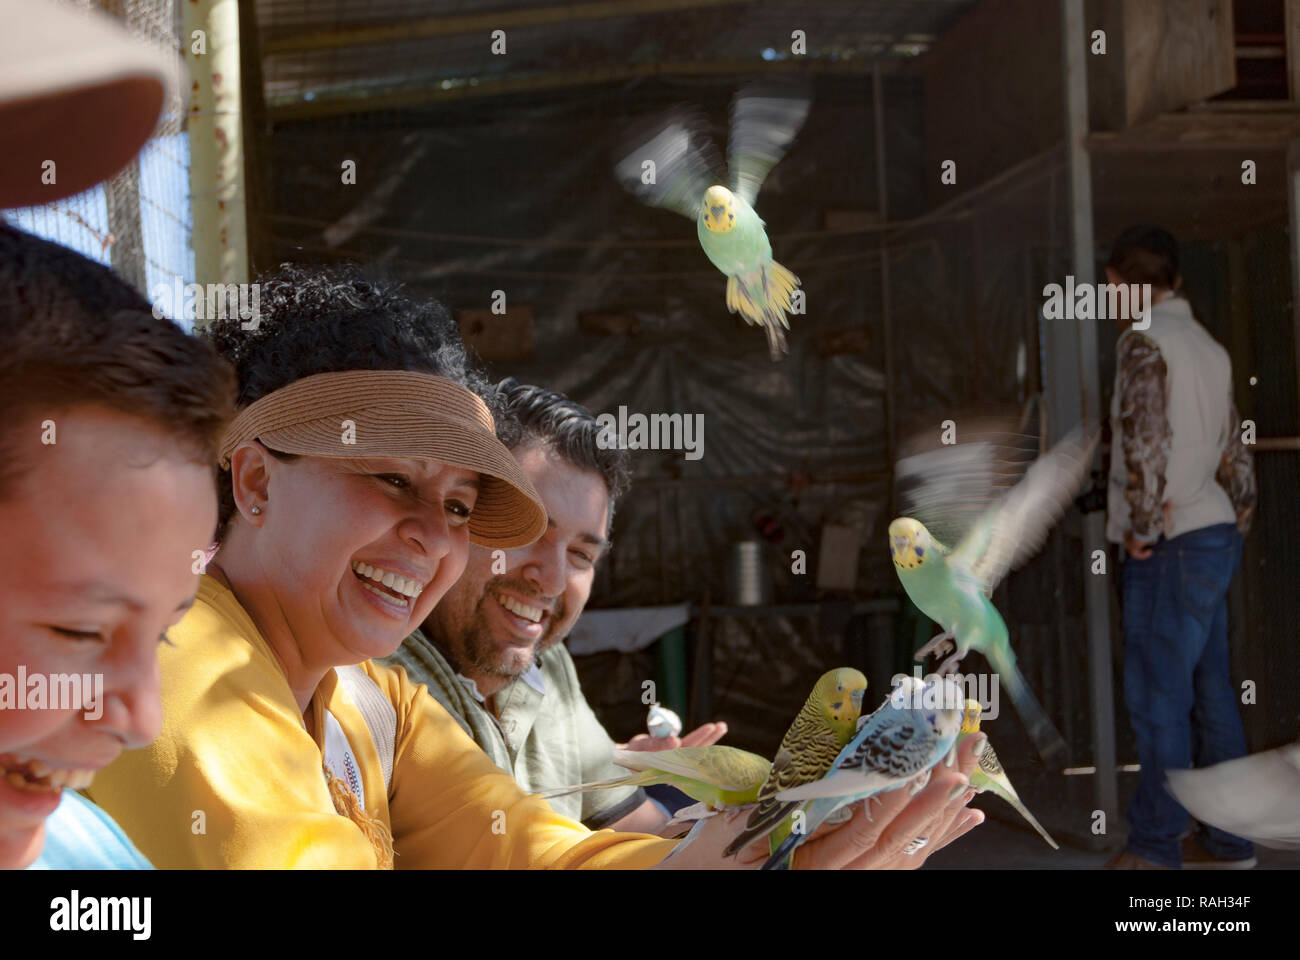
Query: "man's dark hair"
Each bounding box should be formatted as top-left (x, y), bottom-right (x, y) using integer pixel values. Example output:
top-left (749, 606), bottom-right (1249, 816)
top-left (492, 378), bottom-right (631, 513)
top-left (0, 224), bottom-right (236, 499)
top-left (1107, 224), bottom-right (1179, 289)
top-left (204, 262), bottom-right (483, 537)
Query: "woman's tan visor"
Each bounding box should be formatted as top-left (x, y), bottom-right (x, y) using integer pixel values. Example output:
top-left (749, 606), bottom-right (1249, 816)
top-left (218, 370), bottom-right (547, 549)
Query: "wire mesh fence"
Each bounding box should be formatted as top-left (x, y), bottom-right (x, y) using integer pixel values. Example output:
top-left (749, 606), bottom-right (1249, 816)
top-left (3, 0), bottom-right (192, 311)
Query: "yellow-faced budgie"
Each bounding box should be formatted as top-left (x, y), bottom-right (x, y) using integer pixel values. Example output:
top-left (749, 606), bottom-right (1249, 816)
top-left (614, 83), bottom-right (810, 360)
top-left (539, 745), bottom-right (770, 811)
top-left (762, 675), bottom-right (965, 869)
top-left (958, 699), bottom-right (1058, 849)
top-left (722, 667), bottom-right (867, 857)
top-left (889, 421), bottom-right (1099, 766)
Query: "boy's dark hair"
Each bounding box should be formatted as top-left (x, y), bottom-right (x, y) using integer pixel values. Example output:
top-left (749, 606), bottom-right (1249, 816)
top-left (1107, 224), bottom-right (1180, 289)
top-left (204, 262), bottom-right (482, 537)
top-left (0, 224), bottom-right (236, 500)
top-left (492, 378), bottom-right (631, 514)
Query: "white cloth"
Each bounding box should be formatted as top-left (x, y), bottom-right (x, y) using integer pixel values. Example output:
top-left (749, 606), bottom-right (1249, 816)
top-left (1107, 296), bottom-right (1237, 543)
top-left (321, 709), bottom-right (365, 809)
top-left (565, 604), bottom-right (692, 655)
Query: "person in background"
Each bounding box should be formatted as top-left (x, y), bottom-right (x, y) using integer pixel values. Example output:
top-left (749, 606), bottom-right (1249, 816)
top-left (386, 380), bottom-right (725, 834)
top-left (0, 224), bottom-right (236, 869)
top-left (1102, 224), bottom-right (1258, 871)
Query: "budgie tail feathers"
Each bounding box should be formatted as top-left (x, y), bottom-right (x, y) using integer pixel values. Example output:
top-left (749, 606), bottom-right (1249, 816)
top-left (762, 830), bottom-right (801, 870)
top-left (539, 773), bottom-right (641, 799)
top-left (722, 800), bottom-right (798, 857)
top-left (725, 260), bottom-right (799, 360)
top-left (991, 649), bottom-right (1067, 770)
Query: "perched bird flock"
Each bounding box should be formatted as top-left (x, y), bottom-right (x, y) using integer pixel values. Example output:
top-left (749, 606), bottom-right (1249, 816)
top-left (546, 669), bottom-right (1062, 865)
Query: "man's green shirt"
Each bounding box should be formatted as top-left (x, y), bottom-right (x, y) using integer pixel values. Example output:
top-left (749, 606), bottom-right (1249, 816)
top-left (383, 631), bottom-right (644, 829)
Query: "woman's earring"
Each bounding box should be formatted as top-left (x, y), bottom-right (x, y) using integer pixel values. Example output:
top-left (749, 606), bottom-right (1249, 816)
top-left (250, 504), bottom-right (262, 516)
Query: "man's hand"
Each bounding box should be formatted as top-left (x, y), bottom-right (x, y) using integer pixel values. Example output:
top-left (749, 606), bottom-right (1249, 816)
top-left (618, 722), bottom-right (728, 752)
top-left (653, 733), bottom-right (986, 869)
top-left (1124, 531), bottom-right (1154, 561)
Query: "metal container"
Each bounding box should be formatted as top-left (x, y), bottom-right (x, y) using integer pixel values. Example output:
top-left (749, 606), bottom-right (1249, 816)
top-left (729, 540), bottom-right (767, 606)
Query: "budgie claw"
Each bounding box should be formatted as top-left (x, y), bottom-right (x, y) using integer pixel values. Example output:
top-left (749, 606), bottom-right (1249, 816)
top-left (909, 768), bottom-right (932, 796)
top-left (936, 651), bottom-right (965, 675)
top-left (915, 630), bottom-right (954, 662)
top-left (944, 746), bottom-right (957, 768)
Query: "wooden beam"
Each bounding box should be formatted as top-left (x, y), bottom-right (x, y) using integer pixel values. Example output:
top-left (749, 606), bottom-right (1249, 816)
top-left (267, 58), bottom-right (884, 121)
top-left (262, 0), bottom-right (750, 54)
top-left (1287, 0), bottom-right (1300, 99)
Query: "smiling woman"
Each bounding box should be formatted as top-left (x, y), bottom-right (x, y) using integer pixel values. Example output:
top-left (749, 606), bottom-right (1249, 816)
top-left (84, 263), bottom-right (684, 868)
top-left (0, 225), bottom-right (236, 869)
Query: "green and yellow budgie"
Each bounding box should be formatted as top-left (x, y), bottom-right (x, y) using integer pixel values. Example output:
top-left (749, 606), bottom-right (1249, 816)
top-left (539, 745), bottom-right (771, 811)
top-left (889, 421), bottom-right (1099, 767)
top-left (615, 83), bottom-right (810, 360)
top-left (958, 699), bottom-right (1059, 849)
top-left (722, 666), bottom-right (868, 859)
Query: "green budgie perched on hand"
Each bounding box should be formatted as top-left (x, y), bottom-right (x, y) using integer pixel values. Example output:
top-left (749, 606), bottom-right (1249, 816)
top-left (722, 667), bottom-right (868, 858)
top-left (614, 83), bottom-right (810, 360)
top-left (889, 421), bottom-right (1100, 767)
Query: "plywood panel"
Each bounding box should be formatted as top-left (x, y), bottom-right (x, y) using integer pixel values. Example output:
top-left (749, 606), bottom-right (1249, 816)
top-left (1123, 0), bottom-right (1235, 124)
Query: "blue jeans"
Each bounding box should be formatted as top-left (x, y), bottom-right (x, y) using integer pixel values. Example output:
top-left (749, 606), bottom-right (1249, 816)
top-left (1120, 522), bottom-right (1253, 867)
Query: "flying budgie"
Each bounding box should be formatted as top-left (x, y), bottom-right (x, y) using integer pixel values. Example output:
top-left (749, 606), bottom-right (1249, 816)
top-left (958, 699), bottom-right (1058, 849)
top-left (722, 667), bottom-right (867, 858)
top-left (539, 745), bottom-right (770, 811)
top-left (763, 675), bottom-right (965, 869)
top-left (889, 421), bottom-right (1099, 766)
top-left (614, 83), bottom-right (810, 360)
top-left (1166, 739), bottom-right (1300, 850)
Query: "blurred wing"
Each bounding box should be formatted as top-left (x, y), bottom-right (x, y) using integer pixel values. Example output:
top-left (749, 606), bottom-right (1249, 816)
top-left (613, 106), bottom-right (723, 221)
top-left (894, 416), bottom-right (1042, 553)
top-left (1166, 742), bottom-right (1300, 849)
top-left (728, 81), bottom-right (811, 206)
top-left (949, 421), bottom-right (1100, 594)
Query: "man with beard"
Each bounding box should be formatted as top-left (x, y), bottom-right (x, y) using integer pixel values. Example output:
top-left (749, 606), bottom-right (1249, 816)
top-left (384, 379), bottom-right (725, 833)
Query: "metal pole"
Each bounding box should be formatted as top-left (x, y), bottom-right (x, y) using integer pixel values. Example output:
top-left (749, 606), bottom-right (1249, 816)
top-left (1288, 138), bottom-right (1300, 432)
top-left (1061, 0), bottom-right (1117, 831)
top-left (873, 61), bottom-right (897, 495)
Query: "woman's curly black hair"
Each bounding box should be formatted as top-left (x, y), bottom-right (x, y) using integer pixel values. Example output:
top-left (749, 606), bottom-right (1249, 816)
top-left (204, 262), bottom-right (492, 538)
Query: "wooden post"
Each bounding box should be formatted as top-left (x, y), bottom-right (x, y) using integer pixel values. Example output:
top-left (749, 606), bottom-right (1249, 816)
top-left (183, 0), bottom-right (249, 320)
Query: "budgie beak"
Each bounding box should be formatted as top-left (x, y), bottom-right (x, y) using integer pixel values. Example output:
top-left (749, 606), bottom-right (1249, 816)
top-left (891, 534), bottom-right (910, 555)
top-left (850, 689), bottom-right (865, 710)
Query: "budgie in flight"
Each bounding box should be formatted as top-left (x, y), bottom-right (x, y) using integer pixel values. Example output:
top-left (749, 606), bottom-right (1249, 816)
top-left (762, 675), bottom-right (965, 870)
top-left (539, 744), bottom-right (770, 811)
top-left (722, 667), bottom-right (867, 858)
top-left (614, 83), bottom-right (810, 360)
top-left (889, 420), bottom-right (1099, 767)
top-left (958, 699), bottom-right (1058, 849)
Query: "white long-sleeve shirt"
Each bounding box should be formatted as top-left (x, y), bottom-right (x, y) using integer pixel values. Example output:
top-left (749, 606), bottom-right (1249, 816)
top-left (1106, 296), bottom-right (1255, 543)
